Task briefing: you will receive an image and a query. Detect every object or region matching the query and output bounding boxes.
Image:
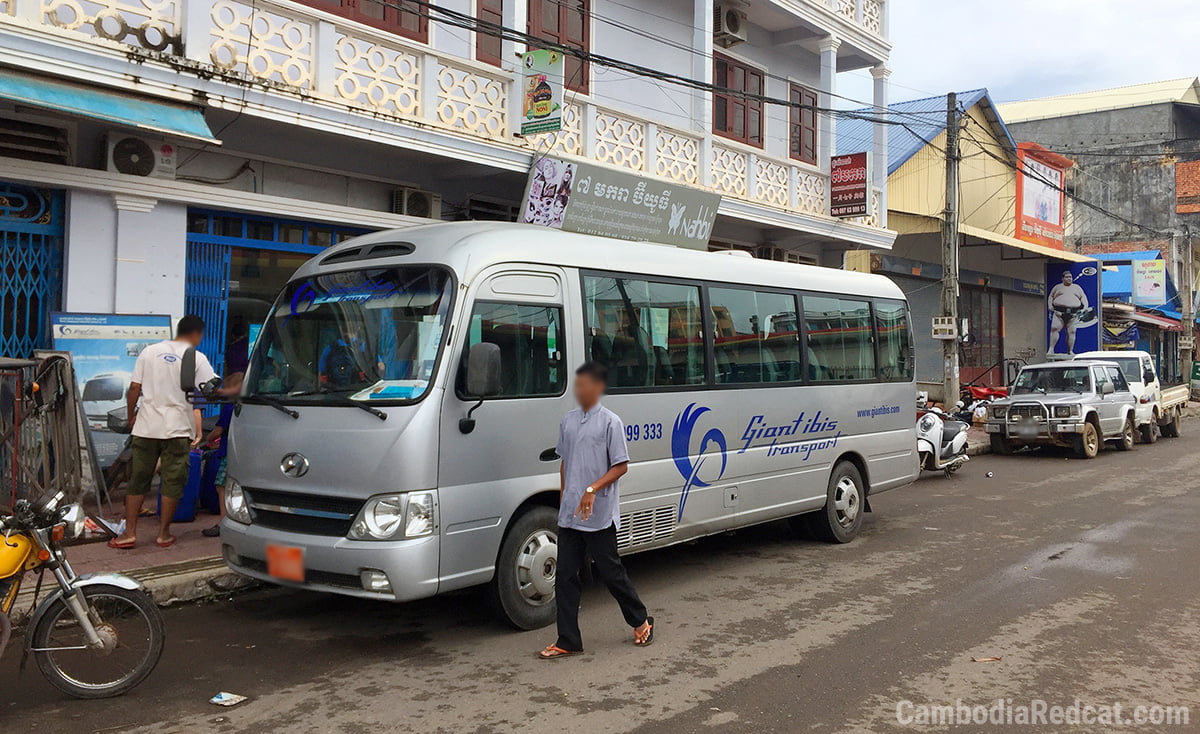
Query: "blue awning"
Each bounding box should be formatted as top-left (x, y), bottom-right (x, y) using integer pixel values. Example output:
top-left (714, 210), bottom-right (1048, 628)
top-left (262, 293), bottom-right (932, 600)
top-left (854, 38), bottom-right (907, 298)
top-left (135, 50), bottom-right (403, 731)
top-left (0, 69), bottom-right (218, 144)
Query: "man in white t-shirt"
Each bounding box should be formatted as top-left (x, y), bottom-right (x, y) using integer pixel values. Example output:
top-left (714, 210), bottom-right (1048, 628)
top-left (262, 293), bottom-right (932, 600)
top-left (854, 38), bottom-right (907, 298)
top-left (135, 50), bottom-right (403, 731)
top-left (110, 315), bottom-right (216, 550)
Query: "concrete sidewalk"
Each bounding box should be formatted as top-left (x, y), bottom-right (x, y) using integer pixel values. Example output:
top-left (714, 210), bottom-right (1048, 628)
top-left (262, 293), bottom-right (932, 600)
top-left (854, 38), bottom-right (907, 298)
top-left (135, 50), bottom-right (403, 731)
top-left (11, 512), bottom-right (255, 620)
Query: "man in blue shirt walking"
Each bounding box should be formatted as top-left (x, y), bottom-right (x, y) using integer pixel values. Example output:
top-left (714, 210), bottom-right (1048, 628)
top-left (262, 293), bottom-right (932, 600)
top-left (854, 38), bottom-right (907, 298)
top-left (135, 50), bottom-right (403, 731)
top-left (539, 362), bottom-right (654, 659)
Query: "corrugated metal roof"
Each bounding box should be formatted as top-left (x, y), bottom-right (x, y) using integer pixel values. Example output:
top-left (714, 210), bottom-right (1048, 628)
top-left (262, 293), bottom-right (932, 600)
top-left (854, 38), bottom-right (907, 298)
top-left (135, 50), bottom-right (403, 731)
top-left (836, 89), bottom-right (1015, 175)
top-left (998, 77), bottom-right (1200, 123)
top-left (1092, 250), bottom-right (1163, 262)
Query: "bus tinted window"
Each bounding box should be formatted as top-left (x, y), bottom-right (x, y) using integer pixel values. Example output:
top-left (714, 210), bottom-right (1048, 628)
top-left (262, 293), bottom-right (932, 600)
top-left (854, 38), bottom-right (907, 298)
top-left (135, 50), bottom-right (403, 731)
top-left (803, 296), bottom-right (875, 382)
top-left (584, 275), bottom-right (706, 388)
top-left (874, 300), bottom-right (913, 381)
top-left (457, 302), bottom-right (564, 397)
top-left (710, 287), bottom-right (800, 384)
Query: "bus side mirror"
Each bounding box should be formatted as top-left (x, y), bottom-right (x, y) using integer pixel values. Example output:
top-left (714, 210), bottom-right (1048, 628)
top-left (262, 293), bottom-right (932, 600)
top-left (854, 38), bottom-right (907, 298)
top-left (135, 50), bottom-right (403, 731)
top-left (460, 343), bottom-right (502, 434)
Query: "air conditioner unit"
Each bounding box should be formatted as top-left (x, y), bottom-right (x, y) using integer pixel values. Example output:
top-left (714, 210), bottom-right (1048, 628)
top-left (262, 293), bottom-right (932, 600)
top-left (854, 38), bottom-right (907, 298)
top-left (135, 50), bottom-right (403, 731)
top-left (106, 134), bottom-right (176, 178)
top-left (714, 4), bottom-right (749, 48)
top-left (391, 186), bottom-right (442, 219)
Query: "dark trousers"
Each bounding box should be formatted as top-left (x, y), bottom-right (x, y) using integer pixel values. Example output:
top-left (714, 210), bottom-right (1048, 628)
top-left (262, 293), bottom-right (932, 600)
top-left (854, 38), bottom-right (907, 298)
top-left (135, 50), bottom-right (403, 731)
top-left (555, 524), bottom-right (648, 652)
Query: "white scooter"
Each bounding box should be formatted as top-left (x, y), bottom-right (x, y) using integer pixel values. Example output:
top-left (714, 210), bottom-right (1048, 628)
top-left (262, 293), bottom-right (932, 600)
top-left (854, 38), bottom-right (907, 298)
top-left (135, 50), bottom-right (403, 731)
top-left (916, 397), bottom-right (970, 477)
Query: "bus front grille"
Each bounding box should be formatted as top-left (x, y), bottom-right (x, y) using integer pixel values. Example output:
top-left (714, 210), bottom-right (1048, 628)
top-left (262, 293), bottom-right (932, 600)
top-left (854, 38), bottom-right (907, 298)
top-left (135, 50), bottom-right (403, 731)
top-left (616, 506), bottom-right (677, 550)
top-left (244, 488), bottom-right (363, 537)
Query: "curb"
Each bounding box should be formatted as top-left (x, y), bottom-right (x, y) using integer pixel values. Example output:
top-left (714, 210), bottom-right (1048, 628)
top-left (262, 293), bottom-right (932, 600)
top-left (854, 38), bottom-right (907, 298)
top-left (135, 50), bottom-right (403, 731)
top-left (10, 556), bottom-right (259, 622)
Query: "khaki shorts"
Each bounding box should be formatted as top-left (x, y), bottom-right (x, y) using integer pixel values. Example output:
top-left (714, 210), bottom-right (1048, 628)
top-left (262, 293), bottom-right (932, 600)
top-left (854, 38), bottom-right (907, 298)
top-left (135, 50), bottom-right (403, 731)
top-left (128, 436), bottom-right (191, 500)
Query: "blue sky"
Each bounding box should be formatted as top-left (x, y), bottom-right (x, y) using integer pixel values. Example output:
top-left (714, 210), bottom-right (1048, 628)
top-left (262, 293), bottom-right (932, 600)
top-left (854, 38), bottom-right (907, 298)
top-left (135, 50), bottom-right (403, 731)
top-left (838, 0), bottom-right (1200, 107)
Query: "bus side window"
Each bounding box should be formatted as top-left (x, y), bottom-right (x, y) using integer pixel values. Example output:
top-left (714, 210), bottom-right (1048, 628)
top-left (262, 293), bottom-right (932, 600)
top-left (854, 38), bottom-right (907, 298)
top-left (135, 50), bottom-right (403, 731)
top-left (456, 302), bottom-right (565, 397)
top-left (583, 275), bottom-right (706, 388)
top-left (874, 299), bottom-right (912, 382)
top-left (709, 286), bottom-right (799, 384)
top-left (802, 296), bottom-right (876, 382)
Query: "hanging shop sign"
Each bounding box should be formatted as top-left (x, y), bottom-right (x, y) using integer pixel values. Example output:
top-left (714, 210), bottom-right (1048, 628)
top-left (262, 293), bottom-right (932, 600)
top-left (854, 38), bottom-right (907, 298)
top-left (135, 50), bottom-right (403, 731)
top-left (830, 152), bottom-right (870, 217)
top-left (520, 155), bottom-right (722, 249)
top-left (1045, 261), bottom-right (1101, 357)
top-left (1016, 143), bottom-right (1072, 249)
top-left (51, 313), bottom-right (172, 467)
top-left (1132, 259), bottom-right (1167, 306)
top-left (519, 49), bottom-right (565, 136)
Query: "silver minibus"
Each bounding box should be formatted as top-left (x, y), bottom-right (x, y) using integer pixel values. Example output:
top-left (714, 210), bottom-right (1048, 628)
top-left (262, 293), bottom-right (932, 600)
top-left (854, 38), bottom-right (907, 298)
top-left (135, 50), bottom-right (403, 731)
top-left (220, 222), bottom-right (917, 628)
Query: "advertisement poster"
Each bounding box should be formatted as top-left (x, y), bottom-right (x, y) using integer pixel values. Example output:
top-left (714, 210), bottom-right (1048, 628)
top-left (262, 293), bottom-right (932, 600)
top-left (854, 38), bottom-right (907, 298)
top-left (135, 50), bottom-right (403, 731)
top-left (520, 49), bottom-right (564, 136)
top-left (1016, 143), bottom-right (1071, 249)
top-left (1045, 262), bottom-right (1101, 358)
top-left (520, 155), bottom-right (722, 249)
top-left (51, 313), bottom-right (172, 466)
top-left (1132, 258), bottom-right (1167, 306)
top-left (830, 152), bottom-right (869, 217)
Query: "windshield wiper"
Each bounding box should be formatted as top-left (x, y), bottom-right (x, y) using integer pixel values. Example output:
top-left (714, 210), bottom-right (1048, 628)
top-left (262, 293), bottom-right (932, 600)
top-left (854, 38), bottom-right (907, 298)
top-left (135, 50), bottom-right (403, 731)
top-left (241, 394), bottom-right (300, 419)
top-left (288, 389), bottom-right (388, 421)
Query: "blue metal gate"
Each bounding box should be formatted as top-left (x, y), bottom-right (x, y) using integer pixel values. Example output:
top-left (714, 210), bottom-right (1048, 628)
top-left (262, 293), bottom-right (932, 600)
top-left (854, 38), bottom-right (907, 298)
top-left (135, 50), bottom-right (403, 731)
top-left (185, 240), bottom-right (231, 376)
top-left (0, 183), bottom-right (63, 357)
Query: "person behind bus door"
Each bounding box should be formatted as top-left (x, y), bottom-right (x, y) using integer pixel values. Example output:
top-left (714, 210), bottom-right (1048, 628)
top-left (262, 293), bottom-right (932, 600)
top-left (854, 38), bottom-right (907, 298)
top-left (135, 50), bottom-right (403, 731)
top-left (110, 315), bottom-right (215, 550)
top-left (201, 372), bottom-right (244, 538)
top-left (1048, 270), bottom-right (1090, 357)
top-left (318, 323), bottom-right (377, 388)
top-left (539, 361), bottom-right (654, 659)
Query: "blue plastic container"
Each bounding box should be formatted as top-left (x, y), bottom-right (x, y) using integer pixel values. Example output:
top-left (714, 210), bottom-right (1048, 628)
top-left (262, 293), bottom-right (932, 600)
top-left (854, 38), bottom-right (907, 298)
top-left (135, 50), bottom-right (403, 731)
top-left (156, 451), bottom-right (202, 522)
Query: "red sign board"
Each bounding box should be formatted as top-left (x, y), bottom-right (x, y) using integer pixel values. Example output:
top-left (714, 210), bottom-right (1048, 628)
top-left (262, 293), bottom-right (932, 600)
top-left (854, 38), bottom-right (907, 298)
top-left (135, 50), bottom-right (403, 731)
top-left (830, 152), bottom-right (870, 217)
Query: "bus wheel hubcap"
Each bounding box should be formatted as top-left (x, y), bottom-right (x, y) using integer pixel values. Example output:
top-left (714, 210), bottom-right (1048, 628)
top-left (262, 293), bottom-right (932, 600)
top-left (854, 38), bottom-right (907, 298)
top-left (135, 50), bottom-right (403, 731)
top-left (515, 529), bottom-right (557, 604)
top-left (833, 477), bottom-right (860, 526)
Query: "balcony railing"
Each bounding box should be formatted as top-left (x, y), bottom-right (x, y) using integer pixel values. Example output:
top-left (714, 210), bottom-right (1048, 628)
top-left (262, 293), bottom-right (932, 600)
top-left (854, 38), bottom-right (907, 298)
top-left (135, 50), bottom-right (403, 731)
top-left (4, 0), bottom-right (889, 226)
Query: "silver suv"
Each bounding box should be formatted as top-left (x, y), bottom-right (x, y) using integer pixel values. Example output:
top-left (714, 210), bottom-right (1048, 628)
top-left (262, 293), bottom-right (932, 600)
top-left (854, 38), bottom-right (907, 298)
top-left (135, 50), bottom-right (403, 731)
top-left (985, 360), bottom-right (1138, 459)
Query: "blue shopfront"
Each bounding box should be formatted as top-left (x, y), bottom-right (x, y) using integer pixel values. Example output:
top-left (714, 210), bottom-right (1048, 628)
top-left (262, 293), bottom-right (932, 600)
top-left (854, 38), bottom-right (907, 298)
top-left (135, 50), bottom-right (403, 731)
top-left (0, 182), bottom-right (64, 357)
top-left (185, 210), bottom-right (371, 376)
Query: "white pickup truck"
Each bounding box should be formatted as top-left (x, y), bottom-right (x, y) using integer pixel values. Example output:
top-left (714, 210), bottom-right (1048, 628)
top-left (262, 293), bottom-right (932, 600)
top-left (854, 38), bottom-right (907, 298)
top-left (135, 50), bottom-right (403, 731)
top-left (1074, 350), bottom-right (1187, 442)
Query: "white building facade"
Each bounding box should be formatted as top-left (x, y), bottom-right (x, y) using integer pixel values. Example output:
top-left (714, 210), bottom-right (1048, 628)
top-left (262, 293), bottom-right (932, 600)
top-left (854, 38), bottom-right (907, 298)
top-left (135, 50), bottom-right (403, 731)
top-left (0, 0), bottom-right (892, 370)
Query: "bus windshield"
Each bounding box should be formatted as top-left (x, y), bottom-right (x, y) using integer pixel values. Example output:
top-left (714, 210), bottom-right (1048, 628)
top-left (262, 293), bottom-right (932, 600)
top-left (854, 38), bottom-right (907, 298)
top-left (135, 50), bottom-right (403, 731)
top-left (245, 266), bottom-right (454, 404)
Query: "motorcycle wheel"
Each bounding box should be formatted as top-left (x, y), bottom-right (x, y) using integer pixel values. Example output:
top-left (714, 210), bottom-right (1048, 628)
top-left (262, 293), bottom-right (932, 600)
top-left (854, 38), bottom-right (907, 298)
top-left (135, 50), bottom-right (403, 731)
top-left (31, 584), bottom-right (164, 699)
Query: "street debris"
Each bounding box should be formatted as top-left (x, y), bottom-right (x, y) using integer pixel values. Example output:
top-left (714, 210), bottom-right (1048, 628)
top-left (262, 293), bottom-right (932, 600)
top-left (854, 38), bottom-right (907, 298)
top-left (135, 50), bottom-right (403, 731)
top-left (985, 472), bottom-right (994, 478)
top-left (971, 656), bottom-right (1002, 663)
top-left (209, 692), bottom-right (248, 707)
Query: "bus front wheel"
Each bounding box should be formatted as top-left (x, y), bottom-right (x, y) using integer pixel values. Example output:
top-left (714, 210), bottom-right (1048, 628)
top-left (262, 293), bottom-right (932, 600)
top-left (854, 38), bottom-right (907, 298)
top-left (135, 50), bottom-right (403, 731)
top-left (806, 461), bottom-right (866, 544)
top-left (489, 505), bottom-right (559, 630)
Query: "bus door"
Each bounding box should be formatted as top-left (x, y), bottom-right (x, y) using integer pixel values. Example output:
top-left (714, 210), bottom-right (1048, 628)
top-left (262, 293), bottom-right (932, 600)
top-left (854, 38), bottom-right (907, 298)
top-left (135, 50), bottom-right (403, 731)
top-left (437, 267), bottom-right (573, 583)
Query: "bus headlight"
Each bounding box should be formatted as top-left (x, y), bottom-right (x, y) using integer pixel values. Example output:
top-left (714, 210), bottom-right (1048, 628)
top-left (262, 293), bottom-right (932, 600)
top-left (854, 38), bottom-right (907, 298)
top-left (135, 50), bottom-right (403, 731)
top-left (226, 480), bottom-right (251, 524)
top-left (349, 492), bottom-right (436, 540)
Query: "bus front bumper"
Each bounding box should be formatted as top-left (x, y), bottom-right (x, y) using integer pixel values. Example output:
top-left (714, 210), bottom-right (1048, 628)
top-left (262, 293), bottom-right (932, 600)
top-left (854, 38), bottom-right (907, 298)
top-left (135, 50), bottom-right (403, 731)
top-left (220, 520), bottom-right (440, 602)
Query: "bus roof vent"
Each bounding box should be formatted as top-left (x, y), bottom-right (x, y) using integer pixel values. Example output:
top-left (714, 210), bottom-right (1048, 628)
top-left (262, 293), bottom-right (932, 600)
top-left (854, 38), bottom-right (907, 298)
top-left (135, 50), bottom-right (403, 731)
top-left (320, 241), bottom-right (415, 265)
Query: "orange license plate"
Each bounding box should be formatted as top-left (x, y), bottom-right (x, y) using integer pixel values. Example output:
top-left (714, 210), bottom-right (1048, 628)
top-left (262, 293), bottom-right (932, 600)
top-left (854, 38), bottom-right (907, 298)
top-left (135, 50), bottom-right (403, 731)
top-left (265, 544), bottom-right (305, 582)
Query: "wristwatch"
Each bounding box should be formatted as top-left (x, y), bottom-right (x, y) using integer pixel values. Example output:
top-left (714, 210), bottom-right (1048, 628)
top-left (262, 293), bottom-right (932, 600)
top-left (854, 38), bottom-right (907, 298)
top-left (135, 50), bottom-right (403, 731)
top-left (585, 486), bottom-right (595, 494)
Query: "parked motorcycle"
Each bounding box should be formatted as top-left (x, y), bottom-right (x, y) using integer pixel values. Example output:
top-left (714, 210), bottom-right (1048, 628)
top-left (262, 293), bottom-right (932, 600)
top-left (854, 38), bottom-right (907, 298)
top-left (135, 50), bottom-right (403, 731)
top-left (916, 401), bottom-right (971, 477)
top-left (0, 490), bottom-right (164, 698)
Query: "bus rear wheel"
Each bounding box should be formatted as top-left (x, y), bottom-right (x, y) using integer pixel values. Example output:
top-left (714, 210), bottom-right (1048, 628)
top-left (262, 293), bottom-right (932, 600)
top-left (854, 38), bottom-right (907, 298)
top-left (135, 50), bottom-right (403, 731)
top-left (806, 461), bottom-right (866, 544)
top-left (489, 505), bottom-right (559, 630)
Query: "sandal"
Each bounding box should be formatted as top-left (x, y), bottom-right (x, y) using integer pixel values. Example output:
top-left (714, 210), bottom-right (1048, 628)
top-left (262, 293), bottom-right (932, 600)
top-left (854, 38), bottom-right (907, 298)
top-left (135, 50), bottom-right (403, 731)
top-left (634, 616), bottom-right (655, 647)
top-left (156, 536), bottom-right (177, 548)
top-left (538, 645), bottom-right (582, 660)
top-left (107, 537), bottom-right (137, 550)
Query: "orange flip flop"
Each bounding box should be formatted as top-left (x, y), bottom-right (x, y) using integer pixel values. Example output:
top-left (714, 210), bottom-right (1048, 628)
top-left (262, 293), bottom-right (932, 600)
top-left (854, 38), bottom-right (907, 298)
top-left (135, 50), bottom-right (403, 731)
top-left (155, 536), bottom-right (177, 548)
top-left (108, 538), bottom-right (136, 550)
top-left (538, 645), bottom-right (582, 660)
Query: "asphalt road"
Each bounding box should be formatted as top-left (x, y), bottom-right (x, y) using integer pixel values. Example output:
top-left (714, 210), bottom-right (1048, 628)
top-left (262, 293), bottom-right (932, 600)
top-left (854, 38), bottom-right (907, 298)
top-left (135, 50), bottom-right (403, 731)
top-left (4, 426), bottom-right (1199, 733)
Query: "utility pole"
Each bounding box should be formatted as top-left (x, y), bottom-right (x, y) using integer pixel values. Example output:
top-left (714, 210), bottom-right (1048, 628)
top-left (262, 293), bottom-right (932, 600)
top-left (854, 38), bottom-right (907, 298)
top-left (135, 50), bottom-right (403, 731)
top-left (941, 92), bottom-right (960, 406)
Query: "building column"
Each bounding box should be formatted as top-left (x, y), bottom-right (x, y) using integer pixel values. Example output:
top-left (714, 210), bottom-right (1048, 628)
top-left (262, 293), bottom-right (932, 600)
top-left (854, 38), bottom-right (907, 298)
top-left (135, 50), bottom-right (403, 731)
top-left (871, 64), bottom-right (891, 227)
top-left (692, 0), bottom-right (715, 134)
top-left (817, 36), bottom-right (841, 175)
